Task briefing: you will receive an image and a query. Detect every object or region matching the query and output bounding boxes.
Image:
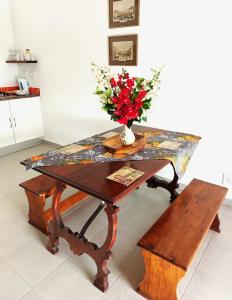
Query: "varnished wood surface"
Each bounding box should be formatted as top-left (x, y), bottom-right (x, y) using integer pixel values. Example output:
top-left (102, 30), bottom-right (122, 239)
top-left (138, 249), bottom-right (185, 300)
top-left (35, 160), bottom-right (169, 204)
top-left (44, 191), bottom-right (89, 222)
top-left (138, 178), bottom-right (228, 270)
top-left (21, 126), bottom-right (171, 203)
top-left (19, 175), bottom-right (57, 197)
top-left (20, 175), bottom-right (89, 234)
top-left (102, 133), bottom-right (146, 154)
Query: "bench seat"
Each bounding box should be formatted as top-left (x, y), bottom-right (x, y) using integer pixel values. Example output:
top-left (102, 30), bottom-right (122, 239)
top-left (20, 175), bottom-right (89, 234)
top-left (137, 178), bottom-right (228, 300)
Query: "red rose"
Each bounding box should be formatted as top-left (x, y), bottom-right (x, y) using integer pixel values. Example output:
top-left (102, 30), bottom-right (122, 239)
top-left (138, 90), bottom-right (147, 100)
top-left (110, 78), bottom-right (117, 88)
top-left (125, 73), bottom-right (129, 79)
top-left (117, 116), bottom-right (128, 125)
top-left (127, 78), bottom-right (135, 88)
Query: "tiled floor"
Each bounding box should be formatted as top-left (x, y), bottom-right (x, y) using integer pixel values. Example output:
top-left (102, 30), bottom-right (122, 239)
top-left (0, 143), bottom-right (231, 299)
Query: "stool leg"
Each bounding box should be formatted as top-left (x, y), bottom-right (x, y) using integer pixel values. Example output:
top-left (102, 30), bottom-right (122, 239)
top-left (138, 249), bottom-right (185, 300)
top-left (210, 214), bottom-right (221, 233)
top-left (25, 190), bottom-right (48, 234)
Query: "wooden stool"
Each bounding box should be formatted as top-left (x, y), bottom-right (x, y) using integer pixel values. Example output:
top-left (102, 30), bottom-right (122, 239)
top-left (20, 175), bottom-right (89, 235)
top-left (137, 178), bottom-right (228, 300)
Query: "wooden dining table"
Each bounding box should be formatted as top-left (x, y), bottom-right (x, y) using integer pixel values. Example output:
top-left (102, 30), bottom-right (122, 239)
top-left (21, 125), bottom-right (181, 292)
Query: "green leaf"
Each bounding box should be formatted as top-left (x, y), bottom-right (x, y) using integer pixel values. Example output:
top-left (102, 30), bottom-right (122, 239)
top-left (142, 116), bottom-right (147, 122)
top-left (95, 90), bottom-right (104, 95)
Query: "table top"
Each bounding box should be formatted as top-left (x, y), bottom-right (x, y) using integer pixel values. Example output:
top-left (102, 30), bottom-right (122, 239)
top-left (21, 125), bottom-right (170, 203)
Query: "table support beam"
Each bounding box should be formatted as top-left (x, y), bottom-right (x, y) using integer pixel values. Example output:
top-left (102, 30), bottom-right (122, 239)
top-left (146, 162), bottom-right (179, 202)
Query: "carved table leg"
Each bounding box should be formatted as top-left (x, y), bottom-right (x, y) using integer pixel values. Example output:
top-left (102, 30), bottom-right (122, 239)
top-left (47, 191), bottom-right (119, 293)
top-left (47, 181), bottom-right (66, 254)
top-left (93, 203), bottom-right (118, 291)
top-left (210, 214), bottom-right (221, 233)
top-left (147, 162), bottom-right (179, 203)
top-left (138, 249), bottom-right (185, 300)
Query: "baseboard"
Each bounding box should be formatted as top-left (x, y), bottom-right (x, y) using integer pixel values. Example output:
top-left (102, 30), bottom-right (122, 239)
top-left (0, 138), bottom-right (44, 157)
top-left (42, 140), bottom-right (62, 148)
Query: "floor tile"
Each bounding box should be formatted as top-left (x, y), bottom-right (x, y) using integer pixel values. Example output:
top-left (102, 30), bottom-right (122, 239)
top-left (197, 244), bottom-right (232, 288)
top-left (0, 257), bottom-right (31, 300)
top-left (34, 256), bottom-right (103, 300)
top-left (221, 206), bottom-right (232, 233)
top-left (209, 229), bottom-right (232, 252)
top-left (177, 266), bottom-right (195, 299)
top-left (182, 270), bottom-right (232, 300)
top-left (190, 231), bottom-right (214, 268)
top-left (20, 290), bottom-right (41, 300)
top-left (0, 216), bottom-right (36, 257)
top-left (5, 238), bottom-right (71, 287)
top-left (92, 224), bottom-right (140, 279)
top-left (101, 252), bottom-right (145, 300)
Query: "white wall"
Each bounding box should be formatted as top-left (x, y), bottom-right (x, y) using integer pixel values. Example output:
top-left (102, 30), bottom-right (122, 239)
top-left (9, 0), bottom-right (232, 194)
top-left (0, 0), bottom-right (18, 86)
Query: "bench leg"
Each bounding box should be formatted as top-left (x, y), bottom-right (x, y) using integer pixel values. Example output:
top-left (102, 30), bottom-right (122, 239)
top-left (138, 249), bottom-right (185, 300)
top-left (210, 214), bottom-right (221, 233)
top-left (25, 190), bottom-right (48, 234)
top-left (47, 182), bottom-right (66, 255)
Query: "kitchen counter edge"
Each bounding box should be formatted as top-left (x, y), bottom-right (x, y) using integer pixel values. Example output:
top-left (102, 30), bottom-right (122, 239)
top-left (0, 94), bottom-right (40, 102)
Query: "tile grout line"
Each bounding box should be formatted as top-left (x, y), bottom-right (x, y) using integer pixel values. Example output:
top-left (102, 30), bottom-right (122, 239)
top-left (20, 253), bottom-right (73, 298)
top-left (99, 248), bottom-right (140, 300)
top-left (180, 231), bottom-right (215, 299)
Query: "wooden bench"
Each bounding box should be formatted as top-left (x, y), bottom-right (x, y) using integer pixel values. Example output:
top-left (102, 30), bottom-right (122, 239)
top-left (19, 175), bottom-right (89, 235)
top-left (137, 178), bottom-right (228, 300)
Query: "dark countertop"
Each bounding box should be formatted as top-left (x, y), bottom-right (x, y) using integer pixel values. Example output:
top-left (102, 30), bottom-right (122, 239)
top-left (0, 94), bottom-right (39, 101)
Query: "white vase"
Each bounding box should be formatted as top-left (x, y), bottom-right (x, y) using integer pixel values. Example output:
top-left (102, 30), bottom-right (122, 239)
top-left (120, 125), bottom-right (135, 146)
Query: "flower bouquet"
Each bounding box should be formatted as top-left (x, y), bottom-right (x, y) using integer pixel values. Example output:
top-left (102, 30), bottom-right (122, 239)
top-left (91, 63), bottom-right (162, 145)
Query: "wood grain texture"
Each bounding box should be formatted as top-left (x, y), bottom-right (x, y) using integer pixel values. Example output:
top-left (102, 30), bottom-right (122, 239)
top-left (19, 175), bottom-right (57, 197)
top-left (44, 191), bottom-right (89, 222)
top-left (33, 160), bottom-right (169, 204)
top-left (138, 178), bottom-right (228, 271)
top-left (47, 180), bottom-right (119, 292)
top-left (138, 249), bottom-right (185, 300)
top-left (20, 126), bottom-right (171, 204)
top-left (102, 133), bottom-right (146, 154)
top-left (20, 175), bottom-right (89, 234)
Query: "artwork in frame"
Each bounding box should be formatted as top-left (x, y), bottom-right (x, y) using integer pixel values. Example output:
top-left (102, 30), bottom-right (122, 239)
top-left (109, 0), bottom-right (140, 28)
top-left (109, 34), bottom-right (138, 66)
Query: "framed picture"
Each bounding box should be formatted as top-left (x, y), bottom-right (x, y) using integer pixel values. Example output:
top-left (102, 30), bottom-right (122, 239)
top-left (109, 0), bottom-right (140, 28)
top-left (109, 34), bottom-right (138, 66)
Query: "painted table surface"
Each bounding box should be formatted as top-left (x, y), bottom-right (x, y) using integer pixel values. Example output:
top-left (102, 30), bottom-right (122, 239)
top-left (20, 124), bottom-right (201, 292)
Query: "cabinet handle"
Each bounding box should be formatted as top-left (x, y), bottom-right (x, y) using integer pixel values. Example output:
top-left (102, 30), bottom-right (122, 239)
top-left (13, 117), bottom-right (16, 127)
top-left (9, 118), bottom-right (13, 128)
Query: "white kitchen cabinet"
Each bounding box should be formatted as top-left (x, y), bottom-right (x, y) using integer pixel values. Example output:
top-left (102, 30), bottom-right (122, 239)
top-left (10, 97), bottom-right (43, 143)
top-left (0, 97), bottom-right (43, 150)
top-left (0, 101), bottom-right (15, 147)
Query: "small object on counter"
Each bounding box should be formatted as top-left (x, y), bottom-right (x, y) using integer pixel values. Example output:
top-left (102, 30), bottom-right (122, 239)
top-left (14, 90), bottom-right (28, 96)
top-left (18, 78), bottom-right (30, 93)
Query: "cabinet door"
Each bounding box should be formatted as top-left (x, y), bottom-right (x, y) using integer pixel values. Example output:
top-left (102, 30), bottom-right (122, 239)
top-left (10, 97), bottom-right (44, 143)
top-left (0, 101), bottom-right (15, 148)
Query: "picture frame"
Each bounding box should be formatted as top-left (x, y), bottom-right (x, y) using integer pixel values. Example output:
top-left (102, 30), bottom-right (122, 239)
top-left (108, 34), bottom-right (138, 66)
top-left (109, 0), bottom-right (140, 28)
